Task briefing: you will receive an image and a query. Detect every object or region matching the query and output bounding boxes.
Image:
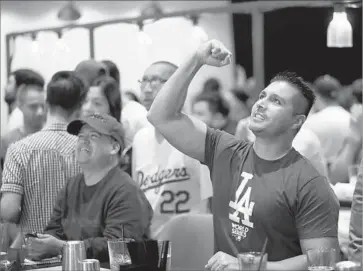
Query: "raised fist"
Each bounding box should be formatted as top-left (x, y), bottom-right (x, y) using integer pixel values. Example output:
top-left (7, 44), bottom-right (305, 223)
top-left (196, 39), bottom-right (232, 67)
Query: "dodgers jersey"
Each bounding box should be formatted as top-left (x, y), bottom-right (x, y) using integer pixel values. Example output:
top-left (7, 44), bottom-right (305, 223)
top-left (132, 126), bottom-right (212, 235)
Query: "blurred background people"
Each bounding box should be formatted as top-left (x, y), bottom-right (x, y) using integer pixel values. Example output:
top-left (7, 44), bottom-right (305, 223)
top-left (330, 98), bottom-right (362, 185)
top-left (102, 59), bottom-right (121, 87)
top-left (123, 90), bottom-right (140, 105)
top-left (74, 59), bottom-right (107, 88)
top-left (82, 76), bottom-right (122, 122)
top-left (0, 71), bottom-right (86, 234)
top-left (4, 68), bottom-right (45, 133)
top-left (1, 83), bottom-right (46, 174)
top-left (201, 77), bottom-right (221, 95)
top-left (192, 92), bottom-right (237, 135)
top-left (348, 157), bottom-right (363, 264)
top-left (303, 75), bottom-right (351, 168)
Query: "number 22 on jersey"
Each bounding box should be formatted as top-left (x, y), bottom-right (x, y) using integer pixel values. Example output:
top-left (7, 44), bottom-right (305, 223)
top-left (160, 190), bottom-right (190, 214)
top-left (229, 172), bottom-right (255, 228)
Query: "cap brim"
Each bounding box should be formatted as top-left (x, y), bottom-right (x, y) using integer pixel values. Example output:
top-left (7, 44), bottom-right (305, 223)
top-left (67, 120), bottom-right (86, 136)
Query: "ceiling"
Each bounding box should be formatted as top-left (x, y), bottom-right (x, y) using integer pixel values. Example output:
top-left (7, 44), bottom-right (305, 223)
top-left (0, 1), bottom-right (230, 18)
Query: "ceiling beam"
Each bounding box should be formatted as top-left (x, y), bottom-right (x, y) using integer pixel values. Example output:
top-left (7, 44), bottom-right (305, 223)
top-left (6, 0), bottom-right (360, 38)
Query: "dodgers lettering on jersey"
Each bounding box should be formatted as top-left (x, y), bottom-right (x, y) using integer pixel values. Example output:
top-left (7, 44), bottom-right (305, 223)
top-left (229, 172), bottom-right (255, 241)
top-left (138, 167), bottom-right (190, 193)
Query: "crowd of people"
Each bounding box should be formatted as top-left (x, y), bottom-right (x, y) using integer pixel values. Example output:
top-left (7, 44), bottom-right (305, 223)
top-left (0, 38), bottom-right (362, 270)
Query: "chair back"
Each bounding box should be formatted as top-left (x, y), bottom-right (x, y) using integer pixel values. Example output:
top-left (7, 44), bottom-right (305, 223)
top-left (154, 214), bottom-right (214, 271)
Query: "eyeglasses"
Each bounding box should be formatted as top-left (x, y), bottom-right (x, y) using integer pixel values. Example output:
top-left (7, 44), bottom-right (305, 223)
top-left (138, 77), bottom-right (167, 89)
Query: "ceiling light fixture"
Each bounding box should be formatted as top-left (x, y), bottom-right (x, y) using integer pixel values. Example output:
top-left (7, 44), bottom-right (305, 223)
top-left (57, 1), bottom-right (81, 22)
top-left (327, 2), bottom-right (353, 47)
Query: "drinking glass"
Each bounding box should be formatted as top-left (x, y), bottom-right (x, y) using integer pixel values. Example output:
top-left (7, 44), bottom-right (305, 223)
top-left (157, 240), bottom-right (172, 271)
top-left (306, 248), bottom-right (336, 271)
top-left (107, 238), bottom-right (133, 271)
top-left (238, 252), bottom-right (267, 271)
top-left (348, 164), bottom-right (360, 186)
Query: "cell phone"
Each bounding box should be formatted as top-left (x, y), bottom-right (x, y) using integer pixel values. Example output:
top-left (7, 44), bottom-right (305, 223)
top-left (25, 232), bottom-right (38, 238)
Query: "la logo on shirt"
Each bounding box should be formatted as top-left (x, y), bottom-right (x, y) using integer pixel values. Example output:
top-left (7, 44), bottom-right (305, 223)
top-left (229, 172), bottom-right (255, 241)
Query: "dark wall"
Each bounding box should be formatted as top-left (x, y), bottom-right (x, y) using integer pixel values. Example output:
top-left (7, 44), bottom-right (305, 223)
top-left (232, 3), bottom-right (362, 85)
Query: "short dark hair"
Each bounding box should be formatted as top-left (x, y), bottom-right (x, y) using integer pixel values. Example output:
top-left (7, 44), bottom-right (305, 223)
top-left (203, 78), bottom-right (221, 94)
top-left (313, 75), bottom-right (341, 100)
top-left (193, 92), bottom-right (230, 117)
top-left (271, 71), bottom-right (315, 116)
top-left (47, 71), bottom-right (86, 113)
top-left (91, 75), bottom-right (122, 122)
top-left (102, 60), bottom-right (120, 86)
top-left (12, 69), bottom-right (44, 89)
top-left (232, 87), bottom-right (250, 103)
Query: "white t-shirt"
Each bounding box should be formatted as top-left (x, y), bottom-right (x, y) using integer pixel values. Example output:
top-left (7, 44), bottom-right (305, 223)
top-left (121, 101), bottom-right (148, 147)
top-left (132, 125), bottom-right (213, 236)
top-left (303, 105), bottom-right (351, 163)
top-left (235, 117), bottom-right (329, 178)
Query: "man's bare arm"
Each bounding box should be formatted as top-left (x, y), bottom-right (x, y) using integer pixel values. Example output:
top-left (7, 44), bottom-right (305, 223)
top-left (0, 192), bottom-right (21, 223)
top-left (206, 237), bottom-right (339, 271)
top-left (147, 53), bottom-right (207, 162)
top-left (147, 40), bottom-right (231, 162)
top-left (267, 237), bottom-right (340, 271)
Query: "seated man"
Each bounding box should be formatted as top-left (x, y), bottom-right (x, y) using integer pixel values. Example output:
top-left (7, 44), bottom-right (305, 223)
top-left (27, 112), bottom-right (153, 263)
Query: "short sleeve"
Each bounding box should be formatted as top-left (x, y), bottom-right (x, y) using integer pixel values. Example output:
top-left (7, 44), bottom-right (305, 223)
top-left (296, 176), bottom-right (340, 239)
top-left (204, 127), bottom-right (248, 176)
top-left (1, 143), bottom-right (26, 195)
top-left (0, 138), bottom-right (8, 173)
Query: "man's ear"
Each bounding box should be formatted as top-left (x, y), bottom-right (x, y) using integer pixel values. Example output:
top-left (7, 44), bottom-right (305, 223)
top-left (110, 141), bottom-right (120, 155)
top-left (292, 114), bottom-right (306, 130)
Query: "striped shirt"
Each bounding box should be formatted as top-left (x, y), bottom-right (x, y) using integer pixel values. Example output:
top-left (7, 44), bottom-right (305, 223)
top-left (1, 123), bottom-right (81, 233)
top-left (1, 127), bottom-right (28, 172)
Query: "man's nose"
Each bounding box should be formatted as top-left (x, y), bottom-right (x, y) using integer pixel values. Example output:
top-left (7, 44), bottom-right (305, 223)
top-left (256, 97), bottom-right (267, 109)
top-left (142, 83), bottom-right (153, 93)
top-left (82, 101), bottom-right (92, 112)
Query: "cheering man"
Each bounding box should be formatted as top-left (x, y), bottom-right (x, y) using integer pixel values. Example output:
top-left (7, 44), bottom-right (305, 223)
top-left (147, 39), bottom-right (340, 271)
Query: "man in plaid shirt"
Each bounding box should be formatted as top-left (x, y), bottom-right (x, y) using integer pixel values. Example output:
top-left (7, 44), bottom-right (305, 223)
top-left (1, 71), bottom-right (86, 234)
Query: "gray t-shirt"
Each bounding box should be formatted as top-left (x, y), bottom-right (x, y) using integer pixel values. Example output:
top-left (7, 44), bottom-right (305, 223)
top-left (204, 127), bottom-right (339, 261)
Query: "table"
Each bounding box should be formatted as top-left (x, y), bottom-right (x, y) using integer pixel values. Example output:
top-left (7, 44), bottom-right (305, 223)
top-left (27, 267), bottom-right (109, 271)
